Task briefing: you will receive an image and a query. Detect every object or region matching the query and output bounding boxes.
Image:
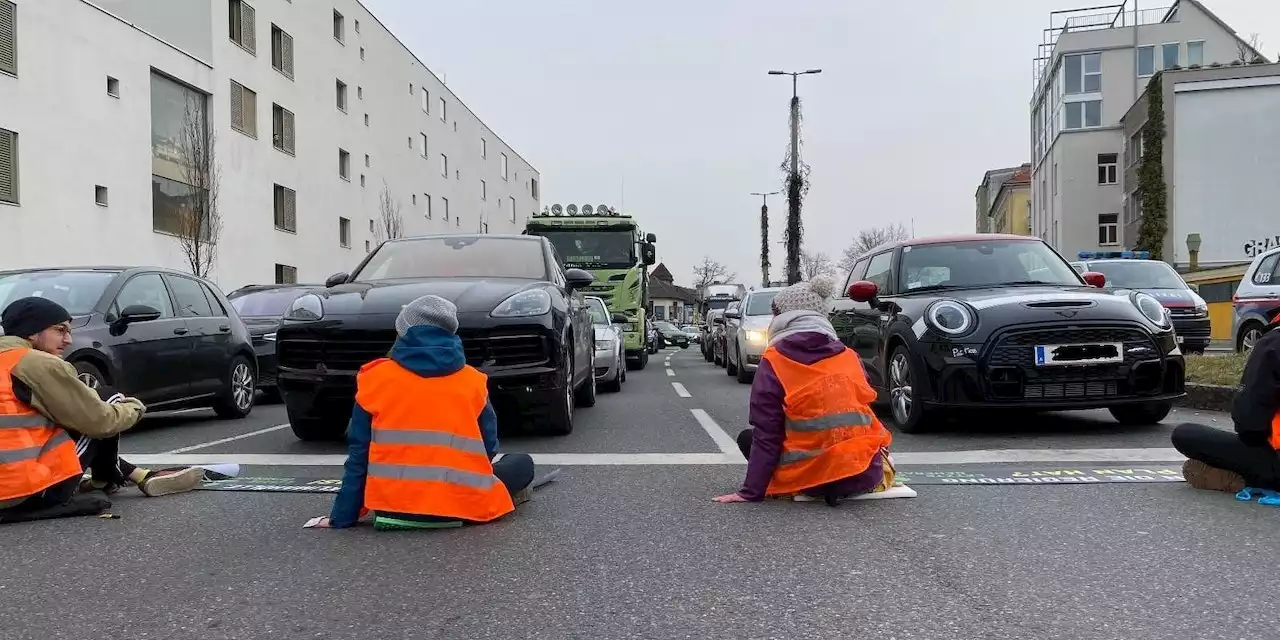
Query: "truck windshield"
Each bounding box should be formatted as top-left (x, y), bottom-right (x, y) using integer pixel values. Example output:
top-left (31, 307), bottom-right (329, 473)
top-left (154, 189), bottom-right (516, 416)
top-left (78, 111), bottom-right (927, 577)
top-left (536, 230), bottom-right (635, 268)
top-left (898, 240), bottom-right (1082, 291)
top-left (1086, 261), bottom-right (1188, 289)
top-left (354, 236), bottom-right (549, 281)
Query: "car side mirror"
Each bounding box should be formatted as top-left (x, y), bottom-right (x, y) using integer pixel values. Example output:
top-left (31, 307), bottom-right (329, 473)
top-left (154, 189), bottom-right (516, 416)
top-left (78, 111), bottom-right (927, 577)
top-left (118, 304), bottom-right (162, 324)
top-left (724, 309), bottom-right (741, 319)
top-left (847, 281), bottom-right (879, 303)
top-left (611, 312), bottom-right (629, 324)
top-left (641, 243), bottom-right (657, 266)
top-left (565, 268), bottom-right (595, 289)
top-left (1081, 271), bottom-right (1107, 288)
top-left (325, 272), bottom-right (349, 288)
top-left (646, 233), bottom-right (657, 243)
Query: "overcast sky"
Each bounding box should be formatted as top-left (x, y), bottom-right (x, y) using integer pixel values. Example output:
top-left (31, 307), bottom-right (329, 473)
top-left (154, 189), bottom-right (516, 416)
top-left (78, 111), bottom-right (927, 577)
top-left (361, 0), bottom-right (1277, 287)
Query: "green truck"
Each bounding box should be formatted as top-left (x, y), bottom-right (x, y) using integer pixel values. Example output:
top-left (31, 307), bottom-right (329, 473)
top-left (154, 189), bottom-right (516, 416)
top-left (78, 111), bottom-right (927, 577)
top-left (525, 204), bottom-right (657, 369)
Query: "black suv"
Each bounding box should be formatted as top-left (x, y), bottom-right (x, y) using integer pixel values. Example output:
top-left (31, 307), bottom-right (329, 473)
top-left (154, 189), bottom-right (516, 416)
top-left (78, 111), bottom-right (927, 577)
top-left (0, 267), bottom-right (258, 418)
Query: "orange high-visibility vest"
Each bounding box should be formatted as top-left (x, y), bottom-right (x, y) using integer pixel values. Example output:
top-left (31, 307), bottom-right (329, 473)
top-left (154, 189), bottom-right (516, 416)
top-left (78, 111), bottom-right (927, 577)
top-left (1269, 413), bottom-right (1280, 451)
top-left (0, 348), bottom-right (84, 502)
top-left (356, 358), bottom-right (514, 522)
top-left (761, 346), bottom-right (892, 496)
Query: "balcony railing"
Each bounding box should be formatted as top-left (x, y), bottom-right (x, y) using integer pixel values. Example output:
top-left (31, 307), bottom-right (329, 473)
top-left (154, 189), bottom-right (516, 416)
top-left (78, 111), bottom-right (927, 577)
top-left (1033, 3), bottom-right (1174, 90)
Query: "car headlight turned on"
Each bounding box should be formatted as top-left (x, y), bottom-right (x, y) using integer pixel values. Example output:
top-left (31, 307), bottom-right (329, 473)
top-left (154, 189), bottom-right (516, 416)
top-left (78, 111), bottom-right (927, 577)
top-left (1132, 292), bottom-right (1170, 329)
top-left (595, 337), bottom-right (615, 350)
top-left (744, 330), bottom-right (766, 343)
top-left (285, 294), bottom-right (324, 321)
top-left (925, 300), bottom-right (975, 336)
top-left (490, 289), bottom-right (552, 318)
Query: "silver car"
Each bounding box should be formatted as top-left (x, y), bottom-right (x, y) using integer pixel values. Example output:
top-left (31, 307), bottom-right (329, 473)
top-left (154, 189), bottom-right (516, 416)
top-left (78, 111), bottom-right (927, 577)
top-left (586, 296), bottom-right (626, 392)
top-left (723, 287), bottom-right (783, 383)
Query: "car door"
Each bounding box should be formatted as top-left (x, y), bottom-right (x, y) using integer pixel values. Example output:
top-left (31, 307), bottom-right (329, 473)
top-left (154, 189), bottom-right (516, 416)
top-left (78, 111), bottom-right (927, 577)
top-left (548, 243), bottom-right (591, 386)
top-left (106, 272), bottom-right (193, 403)
top-left (164, 273), bottom-right (226, 397)
top-left (830, 258), bottom-right (870, 349)
top-left (852, 251), bottom-right (895, 389)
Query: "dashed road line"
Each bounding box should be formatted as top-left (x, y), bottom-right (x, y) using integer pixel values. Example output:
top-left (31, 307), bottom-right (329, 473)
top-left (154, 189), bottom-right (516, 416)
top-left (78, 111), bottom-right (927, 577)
top-left (162, 423), bottom-right (292, 454)
top-left (671, 382), bottom-right (692, 397)
top-left (666, 368), bottom-right (675, 376)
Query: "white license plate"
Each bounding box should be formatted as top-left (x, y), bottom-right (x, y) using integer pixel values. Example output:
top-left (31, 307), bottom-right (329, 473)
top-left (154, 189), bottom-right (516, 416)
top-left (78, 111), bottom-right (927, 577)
top-left (1034, 343), bottom-right (1123, 366)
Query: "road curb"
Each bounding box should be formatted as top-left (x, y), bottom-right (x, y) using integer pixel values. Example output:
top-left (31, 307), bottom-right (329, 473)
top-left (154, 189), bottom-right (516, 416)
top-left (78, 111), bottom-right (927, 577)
top-left (1175, 383), bottom-right (1237, 413)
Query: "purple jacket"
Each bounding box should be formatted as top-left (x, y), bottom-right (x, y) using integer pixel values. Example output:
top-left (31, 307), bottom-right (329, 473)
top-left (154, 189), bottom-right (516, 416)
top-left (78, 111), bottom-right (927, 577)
top-left (739, 331), bottom-right (885, 501)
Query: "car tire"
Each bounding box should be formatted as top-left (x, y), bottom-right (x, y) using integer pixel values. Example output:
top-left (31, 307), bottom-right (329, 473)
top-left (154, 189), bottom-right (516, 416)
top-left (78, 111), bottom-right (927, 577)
top-left (289, 408), bottom-right (346, 442)
top-left (574, 367), bottom-right (597, 407)
top-left (736, 347), bottom-right (753, 384)
top-left (212, 356), bottom-right (256, 420)
top-left (1238, 321), bottom-right (1264, 354)
top-left (72, 360), bottom-right (108, 392)
top-left (602, 355), bottom-right (624, 393)
top-left (1109, 402), bottom-right (1172, 426)
top-left (703, 344), bottom-right (713, 362)
top-left (545, 349), bottom-right (576, 436)
top-left (628, 350), bottom-right (649, 371)
top-left (726, 348), bottom-right (738, 377)
top-left (887, 344), bottom-right (935, 434)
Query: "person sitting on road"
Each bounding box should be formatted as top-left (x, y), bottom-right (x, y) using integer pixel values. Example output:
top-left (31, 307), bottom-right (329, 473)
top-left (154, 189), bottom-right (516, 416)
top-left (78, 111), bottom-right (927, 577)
top-left (714, 276), bottom-right (896, 505)
top-left (1171, 315), bottom-right (1280, 493)
top-left (313, 294), bottom-right (535, 530)
top-left (0, 297), bottom-right (206, 523)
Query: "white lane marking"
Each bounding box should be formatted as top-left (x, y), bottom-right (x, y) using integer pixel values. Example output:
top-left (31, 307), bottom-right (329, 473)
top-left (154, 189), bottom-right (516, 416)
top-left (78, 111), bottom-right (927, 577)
top-left (671, 382), bottom-right (691, 397)
top-left (162, 423), bottom-right (292, 454)
top-left (690, 409), bottom-right (745, 459)
top-left (892, 448), bottom-right (1186, 465)
top-left (666, 368), bottom-right (675, 376)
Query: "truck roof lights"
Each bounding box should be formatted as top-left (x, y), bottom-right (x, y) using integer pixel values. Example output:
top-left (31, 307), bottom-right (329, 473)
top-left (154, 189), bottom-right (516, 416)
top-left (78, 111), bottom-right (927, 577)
top-left (1077, 250), bottom-right (1151, 260)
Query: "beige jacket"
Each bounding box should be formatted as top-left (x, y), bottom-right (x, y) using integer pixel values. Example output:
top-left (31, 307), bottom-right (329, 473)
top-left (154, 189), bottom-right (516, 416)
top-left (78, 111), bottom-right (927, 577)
top-left (0, 336), bottom-right (146, 438)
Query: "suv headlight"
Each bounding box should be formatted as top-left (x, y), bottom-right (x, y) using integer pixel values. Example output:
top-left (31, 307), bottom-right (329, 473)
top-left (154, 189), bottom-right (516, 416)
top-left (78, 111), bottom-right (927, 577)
top-left (491, 289), bottom-right (552, 318)
top-left (285, 294), bottom-right (324, 321)
top-left (1132, 292), bottom-right (1170, 329)
top-left (924, 300), bottom-right (976, 336)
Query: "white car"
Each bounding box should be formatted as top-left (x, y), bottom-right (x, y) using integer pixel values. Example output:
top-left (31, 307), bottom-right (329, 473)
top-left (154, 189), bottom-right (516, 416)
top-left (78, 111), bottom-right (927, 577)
top-left (723, 287), bottom-right (784, 383)
top-left (586, 296), bottom-right (626, 392)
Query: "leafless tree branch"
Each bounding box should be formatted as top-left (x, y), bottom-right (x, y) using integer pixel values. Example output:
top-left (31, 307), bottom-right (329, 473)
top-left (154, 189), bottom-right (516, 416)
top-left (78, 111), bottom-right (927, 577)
top-left (1237, 33), bottom-right (1266, 63)
top-left (175, 95), bottom-right (221, 279)
top-left (692, 256), bottom-right (735, 292)
top-left (376, 181), bottom-right (404, 243)
top-left (839, 223), bottom-right (910, 269)
top-left (799, 250), bottom-right (835, 281)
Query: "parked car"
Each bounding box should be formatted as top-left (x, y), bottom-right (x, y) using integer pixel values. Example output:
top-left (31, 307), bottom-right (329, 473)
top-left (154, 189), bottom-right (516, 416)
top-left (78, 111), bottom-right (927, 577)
top-left (710, 301), bottom-right (740, 367)
top-left (724, 287), bottom-right (783, 383)
top-left (585, 295), bottom-right (627, 392)
top-left (653, 321), bottom-right (689, 348)
top-left (680, 325), bottom-right (701, 343)
top-left (833, 234), bottom-right (1185, 433)
top-left (1072, 252), bottom-right (1211, 355)
top-left (274, 234), bottom-right (598, 440)
top-left (225, 283), bottom-right (321, 401)
top-left (0, 266), bottom-right (258, 418)
top-left (700, 309), bottom-right (725, 362)
top-left (1232, 245), bottom-right (1280, 354)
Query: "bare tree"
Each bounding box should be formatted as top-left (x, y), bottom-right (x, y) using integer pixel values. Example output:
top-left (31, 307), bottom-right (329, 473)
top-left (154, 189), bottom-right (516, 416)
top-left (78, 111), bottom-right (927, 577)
top-left (174, 95), bottom-right (222, 279)
top-left (799, 250), bottom-right (835, 281)
top-left (839, 223), bottom-right (910, 269)
top-left (375, 181), bottom-right (404, 243)
top-left (691, 256), bottom-right (736, 291)
top-left (1237, 33), bottom-right (1266, 63)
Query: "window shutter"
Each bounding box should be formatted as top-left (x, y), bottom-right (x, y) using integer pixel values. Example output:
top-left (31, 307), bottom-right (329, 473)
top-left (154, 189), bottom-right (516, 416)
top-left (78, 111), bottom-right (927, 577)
top-left (230, 82), bottom-right (245, 132)
top-left (282, 108), bottom-right (295, 154)
top-left (0, 0), bottom-right (15, 76)
top-left (280, 30), bottom-right (294, 77)
top-left (240, 2), bottom-right (256, 54)
top-left (284, 187), bottom-right (297, 231)
top-left (243, 87), bottom-right (257, 135)
top-left (0, 129), bottom-right (16, 204)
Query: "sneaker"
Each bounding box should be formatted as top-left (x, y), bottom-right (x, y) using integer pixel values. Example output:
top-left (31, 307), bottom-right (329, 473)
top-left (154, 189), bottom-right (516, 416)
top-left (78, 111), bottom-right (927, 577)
top-left (1181, 459), bottom-right (1246, 493)
top-left (78, 475), bottom-right (124, 495)
top-left (512, 487), bottom-right (533, 506)
top-left (137, 467), bottom-right (206, 497)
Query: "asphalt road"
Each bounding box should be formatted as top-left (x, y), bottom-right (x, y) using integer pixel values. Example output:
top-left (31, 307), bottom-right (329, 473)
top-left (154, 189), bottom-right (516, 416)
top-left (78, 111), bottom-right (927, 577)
top-left (3, 346), bottom-right (1278, 639)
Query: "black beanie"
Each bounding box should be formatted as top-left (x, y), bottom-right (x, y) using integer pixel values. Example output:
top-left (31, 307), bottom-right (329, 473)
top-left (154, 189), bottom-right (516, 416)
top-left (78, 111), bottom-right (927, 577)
top-left (1, 297), bottom-right (73, 339)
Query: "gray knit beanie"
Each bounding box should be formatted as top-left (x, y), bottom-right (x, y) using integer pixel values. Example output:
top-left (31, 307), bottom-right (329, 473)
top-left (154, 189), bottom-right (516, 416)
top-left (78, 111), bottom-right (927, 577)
top-left (770, 275), bottom-right (837, 315)
top-left (395, 294), bottom-right (459, 336)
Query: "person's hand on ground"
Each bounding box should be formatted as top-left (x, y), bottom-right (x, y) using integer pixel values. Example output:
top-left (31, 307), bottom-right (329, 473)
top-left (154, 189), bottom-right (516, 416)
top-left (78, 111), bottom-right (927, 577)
top-left (303, 516), bottom-right (332, 528)
top-left (712, 492), bottom-right (749, 503)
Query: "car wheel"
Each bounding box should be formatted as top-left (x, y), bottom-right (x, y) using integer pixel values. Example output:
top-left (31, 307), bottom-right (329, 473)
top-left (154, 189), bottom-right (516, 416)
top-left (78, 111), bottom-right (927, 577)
top-left (212, 356), bottom-right (256, 419)
top-left (602, 353), bottom-right (624, 393)
top-left (703, 344), bottom-right (713, 362)
top-left (288, 406), bottom-right (346, 441)
top-left (1109, 402), bottom-right (1172, 426)
top-left (887, 345), bottom-right (934, 433)
top-left (544, 348), bottom-right (575, 436)
top-left (736, 347), bottom-right (753, 384)
top-left (726, 347), bottom-right (738, 376)
top-left (1238, 322), bottom-right (1264, 354)
top-left (73, 360), bottom-right (107, 392)
top-left (620, 355), bottom-right (627, 383)
top-left (574, 366), bottom-right (597, 407)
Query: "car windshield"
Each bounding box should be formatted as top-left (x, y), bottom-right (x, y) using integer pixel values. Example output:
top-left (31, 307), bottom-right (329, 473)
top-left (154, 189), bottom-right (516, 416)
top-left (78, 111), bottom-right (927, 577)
top-left (705, 298), bottom-right (733, 311)
top-left (230, 288), bottom-right (308, 317)
top-left (898, 240), bottom-right (1082, 291)
top-left (533, 230), bottom-right (635, 268)
top-left (655, 321), bottom-right (677, 331)
top-left (745, 291), bottom-right (779, 316)
top-left (586, 298), bottom-right (609, 324)
top-left (354, 236), bottom-right (548, 281)
top-left (1086, 261), bottom-right (1188, 289)
top-left (681, 325), bottom-right (697, 332)
top-left (0, 270), bottom-right (117, 317)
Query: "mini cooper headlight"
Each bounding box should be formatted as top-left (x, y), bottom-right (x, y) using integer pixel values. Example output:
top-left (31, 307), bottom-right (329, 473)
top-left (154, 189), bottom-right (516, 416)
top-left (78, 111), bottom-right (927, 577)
top-left (1132, 292), bottom-right (1170, 329)
top-left (925, 300), bottom-right (975, 336)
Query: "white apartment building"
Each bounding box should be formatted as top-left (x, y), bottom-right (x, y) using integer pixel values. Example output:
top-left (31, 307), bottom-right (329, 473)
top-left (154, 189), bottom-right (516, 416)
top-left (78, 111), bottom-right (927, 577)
top-left (1028, 0), bottom-right (1259, 255)
top-left (0, 0), bottom-right (540, 291)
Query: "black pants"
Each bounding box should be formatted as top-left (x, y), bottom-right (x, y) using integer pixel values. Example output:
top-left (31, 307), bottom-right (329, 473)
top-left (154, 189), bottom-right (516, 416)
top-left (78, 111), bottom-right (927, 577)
top-left (492, 453), bottom-right (536, 495)
top-left (1171, 423), bottom-right (1280, 489)
top-left (0, 433), bottom-right (134, 515)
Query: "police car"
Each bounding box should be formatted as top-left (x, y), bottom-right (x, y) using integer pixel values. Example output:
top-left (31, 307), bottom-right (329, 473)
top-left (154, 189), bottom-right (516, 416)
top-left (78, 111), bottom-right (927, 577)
top-left (1070, 251), bottom-right (1211, 354)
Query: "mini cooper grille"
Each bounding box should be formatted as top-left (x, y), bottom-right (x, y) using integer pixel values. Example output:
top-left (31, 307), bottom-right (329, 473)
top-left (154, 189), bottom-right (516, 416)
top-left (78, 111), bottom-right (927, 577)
top-left (987, 327), bottom-right (1155, 368)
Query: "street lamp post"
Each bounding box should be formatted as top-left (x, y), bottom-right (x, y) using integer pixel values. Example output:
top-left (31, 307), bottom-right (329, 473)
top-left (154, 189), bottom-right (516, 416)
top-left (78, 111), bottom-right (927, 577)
top-left (768, 69), bottom-right (821, 285)
top-left (751, 190), bottom-right (781, 287)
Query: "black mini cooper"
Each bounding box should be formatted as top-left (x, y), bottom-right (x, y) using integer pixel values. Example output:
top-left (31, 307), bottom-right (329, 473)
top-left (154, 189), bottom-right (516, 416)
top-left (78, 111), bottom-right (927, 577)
top-left (830, 234), bottom-right (1185, 433)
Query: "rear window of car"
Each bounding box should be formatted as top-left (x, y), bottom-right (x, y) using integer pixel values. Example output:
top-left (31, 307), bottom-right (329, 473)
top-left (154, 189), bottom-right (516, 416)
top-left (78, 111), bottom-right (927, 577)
top-left (230, 288), bottom-right (308, 317)
top-left (355, 236), bottom-right (549, 281)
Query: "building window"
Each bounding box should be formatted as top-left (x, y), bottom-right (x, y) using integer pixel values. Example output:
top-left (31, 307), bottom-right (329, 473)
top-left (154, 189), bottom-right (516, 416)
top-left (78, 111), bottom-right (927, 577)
top-left (338, 149), bottom-right (350, 180)
top-left (421, 88), bottom-right (429, 113)
top-left (480, 179), bottom-right (486, 201)
top-left (335, 80), bottom-right (347, 111)
top-left (441, 154), bottom-right (448, 177)
top-left (360, 174), bottom-right (365, 187)
top-left (0, 0), bottom-right (16, 77)
top-left (354, 18), bottom-right (360, 33)
top-left (1097, 213), bottom-right (1119, 246)
top-left (1188, 40), bottom-right (1205, 66)
top-left (1162, 43), bottom-right (1180, 70)
top-left (357, 86), bottom-right (363, 100)
top-left (500, 153), bottom-right (508, 180)
top-left (95, 185), bottom-right (108, 207)
top-left (420, 133), bottom-right (428, 158)
top-left (0, 127), bottom-right (17, 204)
top-left (1064, 100), bottom-right (1101, 129)
top-left (275, 264), bottom-right (297, 285)
top-left (482, 222), bottom-right (489, 234)
top-left (1136, 45), bottom-right (1155, 76)
top-left (228, 0), bottom-right (256, 54)
top-left (364, 154), bottom-right (370, 168)
top-left (1064, 52), bottom-right (1101, 94)
top-left (150, 73), bottom-right (210, 237)
top-left (107, 76), bottom-right (120, 98)
top-left (455, 215), bottom-right (460, 227)
top-left (411, 194), bottom-right (417, 205)
top-left (359, 47), bottom-right (365, 61)
top-left (424, 194), bottom-right (431, 219)
top-left (442, 197), bottom-right (449, 221)
top-left (509, 196), bottom-right (516, 223)
top-left (531, 178), bottom-right (539, 199)
top-left (407, 136), bottom-right (412, 149)
top-left (339, 216), bottom-right (351, 247)
top-left (333, 10), bottom-right (344, 43)
top-left (439, 97), bottom-right (447, 122)
top-left (272, 104), bottom-right (295, 155)
top-left (230, 80), bottom-right (257, 137)
top-left (273, 184), bottom-right (297, 232)
top-left (1125, 191), bottom-right (1144, 225)
top-left (364, 113), bottom-right (369, 126)
top-left (271, 25), bottom-right (294, 78)
top-left (365, 240), bottom-right (371, 253)
top-left (408, 82), bottom-right (413, 95)
top-left (1097, 153), bottom-right (1118, 185)
top-left (481, 138), bottom-right (487, 158)
top-left (1051, 162), bottom-right (1057, 195)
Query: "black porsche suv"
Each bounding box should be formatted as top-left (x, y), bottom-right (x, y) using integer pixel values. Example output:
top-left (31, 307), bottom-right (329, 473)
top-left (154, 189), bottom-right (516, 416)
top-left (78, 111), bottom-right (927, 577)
top-left (831, 234), bottom-right (1185, 433)
top-left (274, 234), bottom-right (599, 440)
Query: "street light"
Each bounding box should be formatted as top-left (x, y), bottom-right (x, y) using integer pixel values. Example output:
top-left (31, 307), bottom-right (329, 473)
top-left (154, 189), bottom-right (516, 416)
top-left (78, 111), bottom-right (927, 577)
top-left (751, 191), bottom-right (782, 287)
top-left (768, 69), bottom-right (822, 284)
top-left (768, 69), bottom-right (822, 97)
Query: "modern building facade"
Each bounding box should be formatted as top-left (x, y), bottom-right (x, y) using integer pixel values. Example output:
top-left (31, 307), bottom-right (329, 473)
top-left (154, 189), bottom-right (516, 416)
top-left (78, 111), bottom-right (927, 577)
top-left (0, 0), bottom-right (540, 291)
top-left (1028, 0), bottom-right (1261, 256)
top-left (989, 164), bottom-right (1032, 236)
top-left (974, 165), bottom-right (1024, 233)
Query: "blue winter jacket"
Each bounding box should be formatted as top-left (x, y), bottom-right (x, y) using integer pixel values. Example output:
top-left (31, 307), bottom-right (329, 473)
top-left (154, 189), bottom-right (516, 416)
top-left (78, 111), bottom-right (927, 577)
top-left (328, 325), bottom-right (499, 528)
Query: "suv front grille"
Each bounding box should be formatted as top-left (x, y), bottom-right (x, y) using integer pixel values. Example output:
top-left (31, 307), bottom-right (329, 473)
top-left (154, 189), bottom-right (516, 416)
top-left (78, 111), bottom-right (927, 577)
top-left (279, 328), bottom-right (549, 371)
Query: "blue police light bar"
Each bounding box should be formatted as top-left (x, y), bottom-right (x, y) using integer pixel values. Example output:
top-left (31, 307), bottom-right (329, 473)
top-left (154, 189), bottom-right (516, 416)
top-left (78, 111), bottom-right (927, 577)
top-left (1077, 250), bottom-right (1150, 260)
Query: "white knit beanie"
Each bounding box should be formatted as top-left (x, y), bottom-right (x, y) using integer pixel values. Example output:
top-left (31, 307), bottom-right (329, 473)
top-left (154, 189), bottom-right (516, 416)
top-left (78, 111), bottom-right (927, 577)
top-left (770, 275), bottom-right (837, 315)
top-left (395, 294), bottom-right (459, 336)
